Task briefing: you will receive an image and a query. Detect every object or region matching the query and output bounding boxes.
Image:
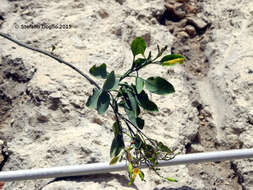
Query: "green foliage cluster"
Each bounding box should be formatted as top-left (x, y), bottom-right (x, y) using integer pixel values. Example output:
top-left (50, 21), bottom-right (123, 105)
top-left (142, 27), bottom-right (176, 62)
top-left (86, 37), bottom-right (184, 185)
top-left (0, 32), bottom-right (184, 185)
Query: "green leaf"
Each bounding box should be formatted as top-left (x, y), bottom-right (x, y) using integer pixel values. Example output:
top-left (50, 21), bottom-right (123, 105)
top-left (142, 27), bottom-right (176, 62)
top-left (103, 71), bottom-right (116, 91)
top-left (112, 122), bottom-right (121, 136)
top-left (124, 107), bottom-right (144, 129)
top-left (121, 86), bottom-right (144, 129)
top-left (160, 54), bottom-right (184, 66)
top-left (97, 91), bottom-right (110, 115)
top-left (86, 88), bottom-right (102, 109)
top-left (158, 142), bottom-right (173, 153)
top-left (124, 105), bottom-right (144, 130)
top-left (136, 117), bottom-right (144, 129)
top-left (124, 104), bottom-right (135, 122)
top-left (128, 177), bottom-right (135, 186)
top-left (139, 171), bottom-right (145, 181)
top-left (166, 177), bottom-right (178, 182)
top-left (136, 77), bottom-right (144, 94)
top-left (145, 77), bottom-right (175, 95)
top-left (136, 90), bottom-right (158, 112)
top-left (148, 157), bottom-right (158, 165)
top-left (128, 162), bottom-right (133, 177)
top-left (110, 135), bottom-right (125, 158)
top-left (126, 90), bottom-right (139, 117)
top-left (109, 156), bottom-right (119, 165)
top-left (134, 58), bottom-right (146, 68)
top-left (89, 64), bottom-right (107, 79)
top-left (111, 79), bottom-right (119, 90)
top-left (134, 134), bottom-right (143, 149)
top-left (121, 86), bottom-right (140, 117)
top-left (131, 37), bottom-right (146, 56)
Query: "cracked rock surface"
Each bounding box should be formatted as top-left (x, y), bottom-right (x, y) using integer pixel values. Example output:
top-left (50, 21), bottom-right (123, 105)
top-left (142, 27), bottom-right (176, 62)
top-left (0, 0), bottom-right (252, 189)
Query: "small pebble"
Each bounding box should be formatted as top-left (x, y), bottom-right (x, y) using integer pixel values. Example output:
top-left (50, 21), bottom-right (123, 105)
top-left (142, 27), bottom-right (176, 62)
top-left (185, 25), bottom-right (197, 37)
top-left (98, 9), bottom-right (109, 19)
top-left (187, 16), bottom-right (208, 30)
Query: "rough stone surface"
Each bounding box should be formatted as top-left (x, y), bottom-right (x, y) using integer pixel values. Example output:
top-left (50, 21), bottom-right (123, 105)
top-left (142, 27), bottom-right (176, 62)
top-left (185, 25), bottom-right (196, 37)
top-left (187, 17), bottom-right (208, 30)
top-left (0, 0), bottom-right (252, 189)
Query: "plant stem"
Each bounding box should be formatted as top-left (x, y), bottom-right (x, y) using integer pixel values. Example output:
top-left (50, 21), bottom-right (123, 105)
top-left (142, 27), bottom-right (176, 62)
top-left (119, 69), bottom-right (132, 82)
top-left (118, 113), bottom-right (149, 139)
top-left (123, 119), bottom-right (135, 137)
top-left (0, 32), bottom-right (100, 90)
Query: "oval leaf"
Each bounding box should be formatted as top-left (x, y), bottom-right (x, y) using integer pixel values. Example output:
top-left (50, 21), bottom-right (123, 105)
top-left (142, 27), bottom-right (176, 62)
top-left (89, 64), bottom-right (107, 79)
top-left (128, 177), bottom-right (135, 186)
top-left (112, 122), bottom-right (120, 136)
top-left (126, 90), bottom-right (139, 117)
top-left (124, 105), bottom-right (136, 124)
top-left (136, 77), bottom-right (144, 94)
top-left (166, 177), bottom-right (178, 182)
top-left (136, 117), bottom-right (144, 129)
top-left (110, 135), bottom-right (124, 158)
top-left (103, 71), bottom-right (116, 91)
top-left (131, 37), bottom-right (146, 56)
top-left (128, 162), bottom-right (133, 177)
top-left (122, 86), bottom-right (140, 117)
top-left (86, 89), bottom-right (102, 109)
top-left (128, 163), bottom-right (136, 186)
top-left (158, 142), bottom-right (173, 153)
top-left (124, 105), bottom-right (144, 129)
top-left (139, 171), bottom-right (145, 181)
top-left (111, 79), bottom-right (119, 90)
top-left (145, 77), bottom-right (175, 95)
top-left (109, 156), bottom-right (119, 165)
top-left (136, 90), bottom-right (158, 112)
top-left (160, 54), bottom-right (184, 66)
top-left (162, 58), bottom-right (184, 66)
top-left (97, 91), bottom-right (110, 115)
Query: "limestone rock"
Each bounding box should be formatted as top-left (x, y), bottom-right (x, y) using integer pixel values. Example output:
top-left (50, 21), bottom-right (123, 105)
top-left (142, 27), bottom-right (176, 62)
top-left (185, 25), bottom-right (197, 37)
top-left (0, 0), bottom-right (252, 189)
top-left (187, 16), bottom-right (208, 30)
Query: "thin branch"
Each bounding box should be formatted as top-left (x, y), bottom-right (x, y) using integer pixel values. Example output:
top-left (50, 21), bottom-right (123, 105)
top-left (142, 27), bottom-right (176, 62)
top-left (0, 32), bottom-right (100, 89)
top-left (123, 118), bottom-right (135, 137)
top-left (0, 32), bottom-right (126, 134)
top-left (118, 113), bottom-right (149, 139)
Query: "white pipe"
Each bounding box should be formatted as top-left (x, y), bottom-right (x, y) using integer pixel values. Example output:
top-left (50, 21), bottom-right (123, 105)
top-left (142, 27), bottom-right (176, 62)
top-left (0, 149), bottom-right (253, 182)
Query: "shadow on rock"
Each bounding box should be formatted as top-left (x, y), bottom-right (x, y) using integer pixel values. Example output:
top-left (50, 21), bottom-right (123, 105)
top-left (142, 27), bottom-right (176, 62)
top-left (40, 173), bottom-right (139, 190)
top-left (154, 186), bottom-right (197, 190)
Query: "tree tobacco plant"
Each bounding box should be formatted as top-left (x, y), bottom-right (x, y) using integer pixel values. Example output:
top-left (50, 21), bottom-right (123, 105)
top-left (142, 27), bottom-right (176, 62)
top-left (0, 32), bottom-right (184, 185)
top-left (86, 37), bottom-right (184, 185)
